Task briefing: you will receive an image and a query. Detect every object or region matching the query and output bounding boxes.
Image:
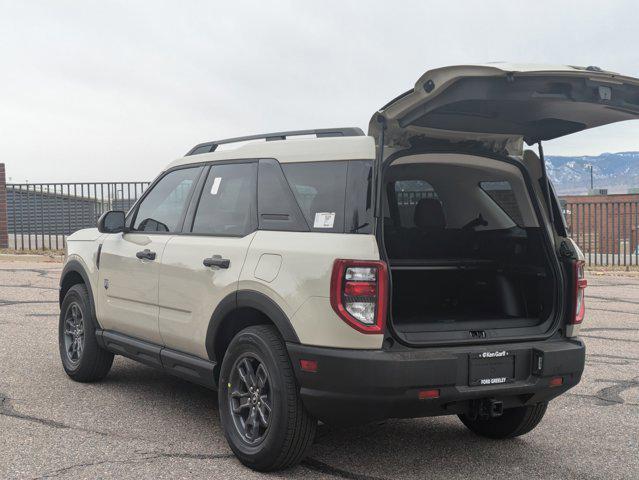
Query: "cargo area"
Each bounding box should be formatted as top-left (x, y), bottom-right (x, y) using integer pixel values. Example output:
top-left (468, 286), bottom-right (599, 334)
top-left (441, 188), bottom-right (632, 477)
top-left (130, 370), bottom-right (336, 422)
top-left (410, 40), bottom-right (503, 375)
top-left (382, 153), bottom-right (557, 343)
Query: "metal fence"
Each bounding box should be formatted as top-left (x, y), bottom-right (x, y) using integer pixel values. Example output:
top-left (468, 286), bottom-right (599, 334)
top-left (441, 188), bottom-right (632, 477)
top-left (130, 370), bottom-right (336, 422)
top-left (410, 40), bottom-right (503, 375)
top-left (563, 201), bottom-right (639, 267)
top-left (7, 182), bottom-right (149, 250)
top-left (396, 193), bottom-right (638, 267)
top-left (4, 182), bottom-right (638, 268)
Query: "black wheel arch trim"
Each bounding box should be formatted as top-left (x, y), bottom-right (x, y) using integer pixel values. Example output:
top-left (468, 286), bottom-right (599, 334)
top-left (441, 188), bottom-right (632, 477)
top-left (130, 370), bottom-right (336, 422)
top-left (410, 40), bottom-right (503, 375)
top-left (205, 289), bottom-right (300, 360)
top-left (60, 259), bottom-right (99, 327)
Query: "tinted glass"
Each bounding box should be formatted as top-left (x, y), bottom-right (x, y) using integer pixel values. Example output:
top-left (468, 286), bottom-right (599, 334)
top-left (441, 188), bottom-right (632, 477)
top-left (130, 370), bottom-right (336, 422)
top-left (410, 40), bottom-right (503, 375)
top-left (192, 162), bottom-right (257, 236)
top-left (257, 159), bottom-right (309, 232)
top-left (393, 180), bottom-right (438, 228)
top-left (480, 181), bottom-right (524, 226)
top-left (345, 160), bottom-right (373, 233)
top-left (282, 161), bottom-right (347, 233)
top-left (133, 167), bottom-right (200, 232)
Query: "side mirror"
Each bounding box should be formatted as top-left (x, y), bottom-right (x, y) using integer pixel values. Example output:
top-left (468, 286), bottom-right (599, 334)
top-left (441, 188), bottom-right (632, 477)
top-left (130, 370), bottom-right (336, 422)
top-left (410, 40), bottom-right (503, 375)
top-left (97, 210), bottom-right (126, 233)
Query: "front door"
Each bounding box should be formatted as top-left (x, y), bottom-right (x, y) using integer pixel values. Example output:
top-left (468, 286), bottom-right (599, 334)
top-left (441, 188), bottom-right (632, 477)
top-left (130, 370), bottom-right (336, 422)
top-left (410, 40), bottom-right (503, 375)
top-left (158, 161), bottom-right (258, 358)
top-left (97, 165), bottom-right (203, 344)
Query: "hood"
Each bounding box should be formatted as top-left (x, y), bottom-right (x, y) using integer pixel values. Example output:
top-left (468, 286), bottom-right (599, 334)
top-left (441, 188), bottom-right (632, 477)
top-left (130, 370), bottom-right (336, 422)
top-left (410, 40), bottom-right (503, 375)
top-left (369, 63), bottom-right (639, 154)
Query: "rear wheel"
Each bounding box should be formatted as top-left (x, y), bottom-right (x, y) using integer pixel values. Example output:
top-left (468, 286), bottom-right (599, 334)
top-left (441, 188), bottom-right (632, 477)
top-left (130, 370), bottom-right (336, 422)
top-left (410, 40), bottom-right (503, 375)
top-left (218, 325), bottom-right (316, 471)
top-left (59, 284), bottom-right (114, 382)
top-left (458, 402), bottom-right (548, 439)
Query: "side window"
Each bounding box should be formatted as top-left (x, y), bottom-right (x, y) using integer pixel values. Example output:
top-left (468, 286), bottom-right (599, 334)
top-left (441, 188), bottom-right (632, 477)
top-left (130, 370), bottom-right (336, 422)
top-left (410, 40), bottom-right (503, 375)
top-left (132, 167), bottom-right (201, 233)
top-left (479, 181), bottom-right (524, 226)
top-left (548, 180), bottom-right (568, 237)
top-left (345, 160), bottom-right (373, 234)
top-left (257, 159), bottom-right (309, 232)
top-left (281, 161), bottom-right (347, 232)
top-left (393, 180), bottom-right (439, 228)
top-left (191, 162), bottom-right (257, 236)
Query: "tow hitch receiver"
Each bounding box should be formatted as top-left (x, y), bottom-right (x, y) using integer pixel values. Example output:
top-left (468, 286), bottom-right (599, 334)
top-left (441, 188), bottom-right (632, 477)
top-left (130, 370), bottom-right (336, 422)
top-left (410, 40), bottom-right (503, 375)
top-left (470, 399), bottom-right (504, 419)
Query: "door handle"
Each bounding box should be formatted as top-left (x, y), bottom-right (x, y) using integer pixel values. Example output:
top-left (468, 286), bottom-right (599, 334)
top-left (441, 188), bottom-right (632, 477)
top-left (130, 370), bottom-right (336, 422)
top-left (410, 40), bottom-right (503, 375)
top-left (136, 249), bottom-right (156, 261)
top-left (203, 255), bottom-right (230, 269)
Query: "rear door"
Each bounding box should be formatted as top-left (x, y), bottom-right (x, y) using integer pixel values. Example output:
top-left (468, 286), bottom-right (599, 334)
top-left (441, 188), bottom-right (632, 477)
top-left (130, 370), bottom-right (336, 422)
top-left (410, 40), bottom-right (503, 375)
top-left (158, 161), bottom-right (258, 358)
top-left (369, 63), bottom-right (639, 153)
top-left (97, 166), bottom-right (202, 344)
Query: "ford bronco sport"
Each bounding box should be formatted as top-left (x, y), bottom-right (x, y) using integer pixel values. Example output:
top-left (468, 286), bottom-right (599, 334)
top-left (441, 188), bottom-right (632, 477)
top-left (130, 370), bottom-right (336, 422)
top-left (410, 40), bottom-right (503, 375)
top-left (59, 64), bottom-right (639, 471)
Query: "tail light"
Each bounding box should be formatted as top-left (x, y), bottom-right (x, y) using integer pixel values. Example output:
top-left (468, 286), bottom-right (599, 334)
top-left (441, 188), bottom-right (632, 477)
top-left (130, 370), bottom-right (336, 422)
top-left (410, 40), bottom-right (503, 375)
top-left (570, 260), bottom-right (587, 325)
top-left (330, 259), bottom-right (388, 334)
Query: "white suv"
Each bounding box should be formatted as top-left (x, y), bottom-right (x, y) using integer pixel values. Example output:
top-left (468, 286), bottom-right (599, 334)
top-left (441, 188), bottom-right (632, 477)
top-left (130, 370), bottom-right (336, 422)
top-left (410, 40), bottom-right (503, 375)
top-left (59, 64), bottom-right (639, 471)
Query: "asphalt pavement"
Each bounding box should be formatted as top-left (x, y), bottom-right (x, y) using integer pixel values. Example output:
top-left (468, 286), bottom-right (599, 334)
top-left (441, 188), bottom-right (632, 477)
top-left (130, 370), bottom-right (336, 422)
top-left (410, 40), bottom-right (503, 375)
top-left (0, 259), bottom-right (637, 479)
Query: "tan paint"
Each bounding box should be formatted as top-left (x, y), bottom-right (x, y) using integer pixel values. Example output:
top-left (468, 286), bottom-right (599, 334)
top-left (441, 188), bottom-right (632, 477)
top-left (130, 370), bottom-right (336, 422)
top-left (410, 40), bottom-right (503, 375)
top-left (254, 254), bottom-right (282, 283)
top-left (97, 232), bottom-right (171, 344)
top-left (166, 136), bottom-right (375, 171)
top-left (238, 231), bottom-right (383, 349)
top-left (158, 233), bottom-right (256, 357)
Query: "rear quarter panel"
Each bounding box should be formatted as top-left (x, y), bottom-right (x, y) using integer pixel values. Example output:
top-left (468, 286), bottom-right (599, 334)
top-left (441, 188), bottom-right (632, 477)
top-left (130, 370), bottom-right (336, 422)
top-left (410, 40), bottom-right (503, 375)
top-left (239, 231), bottom-right (384, 349)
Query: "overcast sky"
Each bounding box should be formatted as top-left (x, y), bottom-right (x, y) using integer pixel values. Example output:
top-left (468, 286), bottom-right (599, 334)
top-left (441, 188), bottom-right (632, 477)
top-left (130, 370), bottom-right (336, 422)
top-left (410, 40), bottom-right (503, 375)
top-left (2, 0), bottom-right (639, 183)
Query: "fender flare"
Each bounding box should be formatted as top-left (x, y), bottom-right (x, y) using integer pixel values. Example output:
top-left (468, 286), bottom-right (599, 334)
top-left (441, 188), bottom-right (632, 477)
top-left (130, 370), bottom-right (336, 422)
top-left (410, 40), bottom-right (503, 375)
top-left (60, 259), bottom-right (98, 325)
top-left (205, 289), bottom-right (299, 360)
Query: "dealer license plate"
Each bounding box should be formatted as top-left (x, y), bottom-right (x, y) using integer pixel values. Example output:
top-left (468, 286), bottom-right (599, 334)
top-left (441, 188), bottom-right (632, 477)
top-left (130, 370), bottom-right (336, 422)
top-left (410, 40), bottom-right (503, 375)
top-left (469, 351), bottom-right (515, 386)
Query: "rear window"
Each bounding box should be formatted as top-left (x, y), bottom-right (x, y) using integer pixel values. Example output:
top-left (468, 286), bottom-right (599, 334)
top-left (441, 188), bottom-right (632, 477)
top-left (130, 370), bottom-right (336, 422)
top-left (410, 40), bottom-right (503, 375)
top-left (479, 181), bottom-right (524, 226)
top-left (394, 180), bottom-right (438, 228)
top-left (257, 159), bottom-right (373, 234)
top-left (282, 162), bottom-right (347, 232)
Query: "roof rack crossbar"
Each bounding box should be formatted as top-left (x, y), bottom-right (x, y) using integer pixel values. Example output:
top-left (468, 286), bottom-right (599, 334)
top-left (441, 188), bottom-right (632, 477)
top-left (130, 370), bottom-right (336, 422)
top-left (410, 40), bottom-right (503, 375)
top-left (186, 127), bottom-right (365, 156)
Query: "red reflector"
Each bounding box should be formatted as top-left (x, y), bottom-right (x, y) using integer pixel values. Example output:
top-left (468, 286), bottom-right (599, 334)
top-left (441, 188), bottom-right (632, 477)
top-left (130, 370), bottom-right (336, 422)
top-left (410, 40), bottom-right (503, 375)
top-left (344, 281), bottom-right (376, 297)
top-left (299, 359), bottom-right (318, 373)
top-left (418, 389), bottom-right (440, 400)
top-left (571, 260), bottom-right (587, 325)
top-left (549, 376), bottom-right (563, 387)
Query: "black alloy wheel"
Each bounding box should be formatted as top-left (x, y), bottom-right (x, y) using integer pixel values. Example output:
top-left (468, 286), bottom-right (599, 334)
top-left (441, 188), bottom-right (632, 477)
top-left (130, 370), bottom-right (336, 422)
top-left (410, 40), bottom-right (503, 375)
top-left (63, 301), bottom-right (85, 365)
top-left (228, 354), bottom-right (273, 445)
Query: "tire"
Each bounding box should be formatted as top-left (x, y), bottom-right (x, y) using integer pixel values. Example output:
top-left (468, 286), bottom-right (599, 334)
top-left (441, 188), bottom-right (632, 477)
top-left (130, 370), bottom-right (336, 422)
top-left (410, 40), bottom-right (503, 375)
top-left (458, 402), bottom-right (548, 439)
top-left (218, 325), bottom-right (316, 471)
top-left (59, 284), bottom-right (114, 382)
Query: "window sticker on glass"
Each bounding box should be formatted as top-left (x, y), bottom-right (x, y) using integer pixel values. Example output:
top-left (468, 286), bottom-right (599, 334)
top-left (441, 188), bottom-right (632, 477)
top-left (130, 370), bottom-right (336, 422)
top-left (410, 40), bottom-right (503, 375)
top-left (313, 212), bottom-right (335, 229)
top-left (210, 177), bottom-right (222, 195)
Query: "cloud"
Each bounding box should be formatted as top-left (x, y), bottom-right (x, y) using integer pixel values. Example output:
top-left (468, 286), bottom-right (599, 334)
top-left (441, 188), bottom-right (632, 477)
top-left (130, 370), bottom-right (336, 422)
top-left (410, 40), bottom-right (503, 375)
top-left (1, 0), bottom-right (639, 182)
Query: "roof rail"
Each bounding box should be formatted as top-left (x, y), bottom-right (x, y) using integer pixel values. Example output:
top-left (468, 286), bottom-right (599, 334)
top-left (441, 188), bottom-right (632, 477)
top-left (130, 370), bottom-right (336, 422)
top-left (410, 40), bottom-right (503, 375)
top-left (185, 127), bottom-right (365, 156)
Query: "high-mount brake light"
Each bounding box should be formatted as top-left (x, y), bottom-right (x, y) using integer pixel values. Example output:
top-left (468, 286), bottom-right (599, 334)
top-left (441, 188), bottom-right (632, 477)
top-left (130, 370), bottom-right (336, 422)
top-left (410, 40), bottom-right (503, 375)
top-left (330, 259), bottom-right (388, 334)
top-left (571, 260), bottom-right (587, 325)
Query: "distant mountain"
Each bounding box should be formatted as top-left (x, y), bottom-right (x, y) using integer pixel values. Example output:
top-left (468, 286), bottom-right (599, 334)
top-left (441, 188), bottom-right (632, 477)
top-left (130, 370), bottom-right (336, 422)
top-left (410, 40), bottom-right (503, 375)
top-left (545, 152), bottom-right (639, 195)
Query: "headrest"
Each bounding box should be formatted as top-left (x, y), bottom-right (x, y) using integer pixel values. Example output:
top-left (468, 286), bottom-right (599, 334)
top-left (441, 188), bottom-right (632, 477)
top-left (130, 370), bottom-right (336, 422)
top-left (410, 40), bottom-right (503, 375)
top-left (414, 198), bottom-right (445, 230)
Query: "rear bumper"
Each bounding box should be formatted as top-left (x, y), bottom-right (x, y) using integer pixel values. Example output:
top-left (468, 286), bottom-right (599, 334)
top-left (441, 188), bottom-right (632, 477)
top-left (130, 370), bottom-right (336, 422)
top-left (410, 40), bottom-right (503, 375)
top-left (287, 338), bottom-right (585, 425)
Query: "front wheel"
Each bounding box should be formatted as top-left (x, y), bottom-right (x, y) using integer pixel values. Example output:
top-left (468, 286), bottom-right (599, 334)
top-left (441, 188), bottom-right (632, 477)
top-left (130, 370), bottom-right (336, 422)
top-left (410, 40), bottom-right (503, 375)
top-left (59, 284), bottom-right (113, 382)
top-left (458, 402), bottom-right (548, 439)
top-left (218, 325), bottom-right (316, 471)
